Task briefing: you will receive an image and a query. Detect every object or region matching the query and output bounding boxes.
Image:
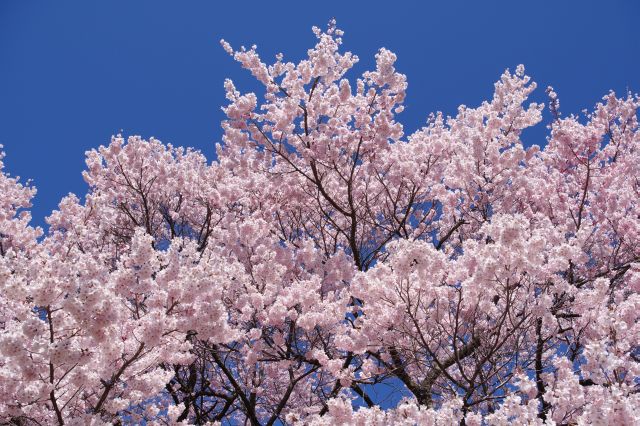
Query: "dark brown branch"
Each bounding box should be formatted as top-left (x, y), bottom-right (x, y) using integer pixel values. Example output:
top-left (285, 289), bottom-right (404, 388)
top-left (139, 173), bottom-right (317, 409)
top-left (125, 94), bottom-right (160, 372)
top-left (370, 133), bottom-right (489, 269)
top-left (94, 343), bottom-right (146, 414)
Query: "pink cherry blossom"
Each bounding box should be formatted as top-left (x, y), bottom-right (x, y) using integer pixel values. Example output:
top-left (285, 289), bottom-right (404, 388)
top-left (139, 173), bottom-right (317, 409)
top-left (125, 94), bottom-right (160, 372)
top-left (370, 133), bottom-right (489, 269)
top-left (1, 21), bottom-right (639, 425)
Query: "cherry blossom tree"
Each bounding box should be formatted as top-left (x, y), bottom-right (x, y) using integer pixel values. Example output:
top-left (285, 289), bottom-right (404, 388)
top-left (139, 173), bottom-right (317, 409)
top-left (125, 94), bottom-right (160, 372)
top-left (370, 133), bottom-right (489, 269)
top-left (1, 20), bottom-right (638, 425)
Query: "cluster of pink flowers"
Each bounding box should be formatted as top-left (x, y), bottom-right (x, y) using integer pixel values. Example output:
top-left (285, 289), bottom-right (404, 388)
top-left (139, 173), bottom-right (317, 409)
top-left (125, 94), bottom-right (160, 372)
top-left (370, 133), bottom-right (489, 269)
top-left (0, 20), bottom-right (638, 425)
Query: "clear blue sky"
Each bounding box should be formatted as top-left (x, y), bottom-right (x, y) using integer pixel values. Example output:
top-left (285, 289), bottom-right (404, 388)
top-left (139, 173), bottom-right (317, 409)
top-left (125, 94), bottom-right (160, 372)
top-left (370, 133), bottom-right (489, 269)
top-left (1, 1), bottom-right (639, 228)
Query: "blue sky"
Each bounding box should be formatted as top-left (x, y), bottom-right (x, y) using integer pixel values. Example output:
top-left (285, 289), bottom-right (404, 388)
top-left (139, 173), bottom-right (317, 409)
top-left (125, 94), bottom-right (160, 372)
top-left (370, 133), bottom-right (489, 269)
top-left (1, 1), bottom-right (639, 228)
